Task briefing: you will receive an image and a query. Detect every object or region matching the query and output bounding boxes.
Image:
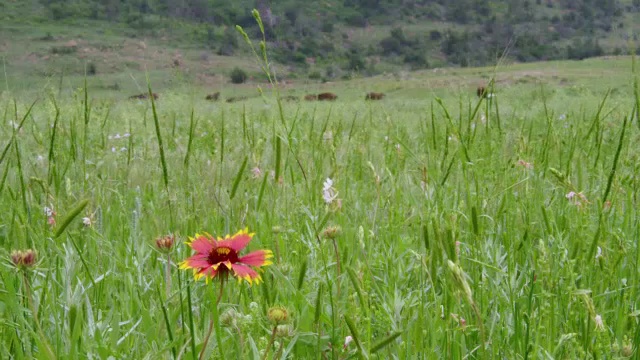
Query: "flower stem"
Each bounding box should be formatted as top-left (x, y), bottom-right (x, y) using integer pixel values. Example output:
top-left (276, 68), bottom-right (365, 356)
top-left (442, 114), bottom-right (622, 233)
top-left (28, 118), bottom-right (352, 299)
top-left (274, 234), bottom-right (281, 264)
top-left (273, 336), bottom-right (285, 360)
top-left (234, 324), bottom-right (245, 357)
top-left (165, 253), bottom-right (171, 299)
top-left (261, 325), bottom-right (278, 360)
top-left (331, 238), bottom-right (341, 298)
top-left (199, 280), bottom-right (225, 360)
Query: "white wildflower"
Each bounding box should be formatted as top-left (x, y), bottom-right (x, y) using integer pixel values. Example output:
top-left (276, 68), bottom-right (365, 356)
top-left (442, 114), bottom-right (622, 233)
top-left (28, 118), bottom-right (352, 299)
top-left (44, 206), bottom-right (54, 217)
top-left (249, 302), bottom-right (259, 311)
top-left (322, 178), bottom-right (338, 204)
top-left (323, 131), bottom-right (333, 142)
top-left (343, 335), bottom-right (353, 350)
top-left (594, 314), bottom-right (604, 331)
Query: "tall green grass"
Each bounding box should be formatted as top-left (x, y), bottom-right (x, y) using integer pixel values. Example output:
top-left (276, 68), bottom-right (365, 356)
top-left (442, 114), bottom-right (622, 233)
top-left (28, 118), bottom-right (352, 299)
top-left (0, 49), bottom-right (639, 360)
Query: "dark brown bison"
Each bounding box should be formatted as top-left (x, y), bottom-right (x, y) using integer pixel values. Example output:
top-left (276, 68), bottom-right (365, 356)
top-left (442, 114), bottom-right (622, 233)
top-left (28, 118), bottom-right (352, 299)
top-left (205, 92), bottom-right (220, 101)
top-left (226, 96), bottom-right (248, 103)
top-left (317, 92), bottom-right (337, 101)
top-left (281, 95), bottom-right (299, 102)
top-left (365, 92), bottom-right (385, 100)
top-left (304, 94), bottom-right (317, 101)
top-left (477, 86), bottom-right (488, 98)
top-left (129, 93), bottom-right (159, 100)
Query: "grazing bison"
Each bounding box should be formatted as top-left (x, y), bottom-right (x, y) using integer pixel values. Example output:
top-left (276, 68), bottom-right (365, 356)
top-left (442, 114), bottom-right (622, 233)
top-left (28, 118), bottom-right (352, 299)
top-left (129, 93), bottom-right (159, 100)
top-left (304, 94), bottom-right (318, 101)
top-left (365, 92), bottom-right (385, 100)
top-left (226, 96), bottom-right (248, 103)
top-left (281, 95), bottom-right (299, 102)
top-left (317, 92), bottom-right (337, 101)
top-left (477, 86), bottom-right (493, 99)
top-left (205, 92), bottom-right (220, 101)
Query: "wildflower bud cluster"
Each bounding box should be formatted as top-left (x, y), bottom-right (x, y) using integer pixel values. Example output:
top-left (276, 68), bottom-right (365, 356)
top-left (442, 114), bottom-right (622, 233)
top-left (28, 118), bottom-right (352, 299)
top-left (11, 249), bottom-right (37, 270)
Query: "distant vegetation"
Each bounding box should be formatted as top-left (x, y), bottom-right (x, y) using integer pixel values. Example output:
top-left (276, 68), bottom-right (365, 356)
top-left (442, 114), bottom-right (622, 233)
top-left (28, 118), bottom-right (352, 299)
top-left (1, 0), bottom-right (639, 79)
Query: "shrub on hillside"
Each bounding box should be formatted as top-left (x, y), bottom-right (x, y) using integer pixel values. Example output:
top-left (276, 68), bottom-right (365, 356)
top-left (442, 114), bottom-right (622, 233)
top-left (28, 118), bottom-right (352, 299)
top-left (308, 71), bottom-right (322, 80)
top-left (87, 63), bottom-right (97, 75)
top-left (230, 67), bottom-right (248, 84)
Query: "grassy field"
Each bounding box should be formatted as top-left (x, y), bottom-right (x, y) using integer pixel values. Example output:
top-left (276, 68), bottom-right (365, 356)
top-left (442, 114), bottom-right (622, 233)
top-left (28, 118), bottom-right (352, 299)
top-left (1, 43), bottom-right (640, 360)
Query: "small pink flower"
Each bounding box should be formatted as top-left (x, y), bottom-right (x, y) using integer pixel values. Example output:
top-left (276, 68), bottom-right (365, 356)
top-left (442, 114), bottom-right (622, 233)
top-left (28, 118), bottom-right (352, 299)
top-left (251, 167), bottom-right (262, 179)
top-left (44, 206), bottom-right (56, 227)
top-left (566, 191), bottom-right (589, 207)
top-left (517, 159), bottom-right (533, 169)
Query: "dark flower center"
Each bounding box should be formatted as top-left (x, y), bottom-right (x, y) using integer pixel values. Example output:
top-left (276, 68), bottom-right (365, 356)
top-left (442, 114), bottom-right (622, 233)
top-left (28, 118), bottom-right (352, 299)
top-left (208, 247), bottom-right (239, 269)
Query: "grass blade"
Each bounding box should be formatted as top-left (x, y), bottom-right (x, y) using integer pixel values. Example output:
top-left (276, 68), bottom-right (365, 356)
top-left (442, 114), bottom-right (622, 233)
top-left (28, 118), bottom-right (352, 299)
top-left (346, 267), bottom-right (367, 315)
top-left (148, 84), bottom-right (169, 189)
top-left (296, 259), bottom-right (307, 291)
top-left (344, 315), bottom-right (368, 359)
top-left (370, 331), bottom-right (402, 354)
top-left (157, 284), bottom-right (177, 359)
top-left (274, 134), bottom-right (282, 183)
top-left (229, 156), bottom-right (248, 200)
top-left (601, 116), bottom-right (628, 205)
top-left (0, 99), bottom-right (37, 167)
top-left (13, 139), bottom-right (29, 220)
top-left (48, 96), bottom-right (60, 186)
top-left (54, 199), bottom-right (89, 238)
top-left (184, 109), bottom-right (196, 168)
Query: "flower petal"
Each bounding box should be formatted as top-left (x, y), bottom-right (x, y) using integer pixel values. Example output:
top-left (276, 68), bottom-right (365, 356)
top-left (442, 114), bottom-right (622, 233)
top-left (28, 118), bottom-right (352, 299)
top-left (217, 230), bottom-right (253, 252)
top-left (189, 235), bottom-right (215, 254)
top-left (231, 263), bottom-right (261, 284)
top-left (202, 267), bottom-right (218, 278)
top-left (195, 266), bottom-right (218, 282)
top-left (184, 258), bottom-right (212, 269)
top-left (239, 250), bottom-right (273, 267)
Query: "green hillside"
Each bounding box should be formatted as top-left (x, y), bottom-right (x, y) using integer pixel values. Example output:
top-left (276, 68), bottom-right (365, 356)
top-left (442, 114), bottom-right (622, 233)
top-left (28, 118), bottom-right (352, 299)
top-left (0, 0), bottom-right (639, 92)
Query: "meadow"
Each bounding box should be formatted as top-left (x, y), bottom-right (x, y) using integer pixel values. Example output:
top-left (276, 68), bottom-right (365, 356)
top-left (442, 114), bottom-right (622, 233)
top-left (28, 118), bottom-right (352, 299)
top-left (1, 45), bottom-right (640, 359)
